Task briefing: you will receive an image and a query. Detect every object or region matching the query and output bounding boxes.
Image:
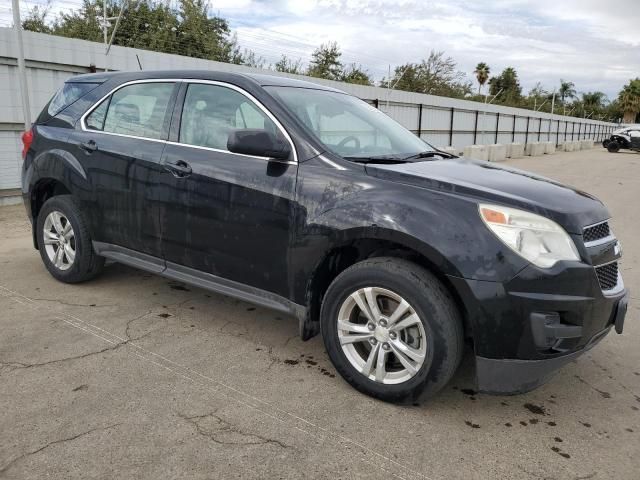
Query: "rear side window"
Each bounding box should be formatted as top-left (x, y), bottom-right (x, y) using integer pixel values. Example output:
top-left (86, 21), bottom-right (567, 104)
top-left (85, 82), bottom-right (175, 140)
top-left (48, 82), bottom-right (100, 117)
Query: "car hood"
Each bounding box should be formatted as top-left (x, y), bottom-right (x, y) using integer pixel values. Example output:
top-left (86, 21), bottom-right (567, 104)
top-left (365, 157), bottom-right (609, 234)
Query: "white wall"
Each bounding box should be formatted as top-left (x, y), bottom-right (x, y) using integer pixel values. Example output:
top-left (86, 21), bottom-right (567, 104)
top-left (0, 28), bottom-right (617, 192)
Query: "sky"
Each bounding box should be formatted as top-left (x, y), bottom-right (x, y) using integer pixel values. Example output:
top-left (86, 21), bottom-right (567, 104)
top-left (2, 0), bottom-right (639, 99)
top-left (215, 0), bottom-right (640, 99)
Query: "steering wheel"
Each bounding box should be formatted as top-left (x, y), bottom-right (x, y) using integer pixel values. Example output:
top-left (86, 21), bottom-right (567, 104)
top-left (336, 136), bottom-right (361, 152)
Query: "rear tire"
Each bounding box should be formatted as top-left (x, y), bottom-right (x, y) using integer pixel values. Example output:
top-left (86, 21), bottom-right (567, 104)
top-left (607, 141), bottom-right (620, 153)
top-left (320, 257), bottom-right (464, 403)
top-left (36, 195), bottom-right (104, 283)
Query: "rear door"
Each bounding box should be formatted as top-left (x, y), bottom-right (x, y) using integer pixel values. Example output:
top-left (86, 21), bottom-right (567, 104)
top-left (154, 81), bottom-right (298, 298)
top-left (67, 80), bottom-right (179, 256)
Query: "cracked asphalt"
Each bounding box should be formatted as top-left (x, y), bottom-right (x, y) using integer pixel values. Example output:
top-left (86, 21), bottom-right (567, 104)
top-left (1, 148), bottom-right (639, 479)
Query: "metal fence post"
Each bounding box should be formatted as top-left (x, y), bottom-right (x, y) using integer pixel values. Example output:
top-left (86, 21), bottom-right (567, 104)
top-left (512, 115), bottom-right (516, 142)
top-left (495, 113), bottom-right (500, 144)
top-left (473, 110), bottom-right (479, 144)
top-left (537, 118), bottom-right (542, 141)
top-left (13, 0), bottom-right (32, 129)
top-left (525, 117), bottom-right (530, 144)
top-left (373, 98), bottom-right (379, 109)
top-left (449, 107), bottom-right (455, 146)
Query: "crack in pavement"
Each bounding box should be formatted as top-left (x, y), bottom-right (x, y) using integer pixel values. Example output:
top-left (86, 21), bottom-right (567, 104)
top-left (0, 423), bottom-right (122, 475)
top-left (28, 297), bottom-right (116, 308)
top-left (178, 411), bottom-right (292, 450)
top-left (0, 329), bottom-right (154, 375)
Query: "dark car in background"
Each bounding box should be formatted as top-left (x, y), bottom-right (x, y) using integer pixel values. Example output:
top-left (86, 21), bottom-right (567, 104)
top-left (21, 70), bottom-right (628, 402)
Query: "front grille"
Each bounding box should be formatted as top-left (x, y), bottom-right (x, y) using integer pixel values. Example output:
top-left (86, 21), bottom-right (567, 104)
top-left (584, 221), bottom-right (611, 243)
top-left (595, 262), bottom-right (619, 291)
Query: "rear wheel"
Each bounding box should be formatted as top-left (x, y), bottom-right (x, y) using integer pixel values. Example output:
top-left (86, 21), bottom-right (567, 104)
top-left (320, 257), bottom-right (464, 402)
top-left (607, 141), bottom-right (620, 153)
top-left (36, 195), bottom-right (104, 283)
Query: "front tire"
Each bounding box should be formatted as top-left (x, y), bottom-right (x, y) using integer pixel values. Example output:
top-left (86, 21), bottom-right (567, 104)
top-left (320, 257), bottom-right (464, 403)
top-left (36, 195), bottom-right (104, 283)
top-left (607, 141), bottom-right (620, 153)
top-left (602, 139), bottom-right (610, 148)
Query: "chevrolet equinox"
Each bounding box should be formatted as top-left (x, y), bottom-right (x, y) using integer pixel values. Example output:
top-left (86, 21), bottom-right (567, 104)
top-left (21, 71), bottom-right (628, 402)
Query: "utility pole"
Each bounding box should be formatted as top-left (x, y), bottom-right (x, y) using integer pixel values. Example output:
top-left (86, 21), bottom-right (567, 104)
top-left (12, 0), bottom-right (31, 129)
top-left (99, 0), bottom-right (123, 72)
top-left (550, 90), bottom-right (556, 115)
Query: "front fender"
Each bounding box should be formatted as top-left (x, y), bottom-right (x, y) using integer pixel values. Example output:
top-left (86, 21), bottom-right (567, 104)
top-left (289, 181), bottom-right (530, 311)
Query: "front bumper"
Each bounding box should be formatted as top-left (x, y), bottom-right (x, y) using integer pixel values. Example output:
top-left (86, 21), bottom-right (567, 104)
top-left (448, 262), bottom-right (629, 394)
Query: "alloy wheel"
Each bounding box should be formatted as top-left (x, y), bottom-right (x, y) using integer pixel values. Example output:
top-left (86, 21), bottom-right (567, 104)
top-left (337, 287), bottom-right (427, 384)
top-left (43, 211), bottom-right (76, 271)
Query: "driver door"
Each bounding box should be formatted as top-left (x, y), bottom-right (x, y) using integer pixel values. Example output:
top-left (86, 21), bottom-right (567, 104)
top-left (155, 81), bottom-right (298, 298)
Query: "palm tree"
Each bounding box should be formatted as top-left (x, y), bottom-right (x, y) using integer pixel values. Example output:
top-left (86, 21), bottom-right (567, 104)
top-left (558, 80), bottom-right (576, 114)
top-left (618, 79), bottom-right (640, 123)
top-left (474, 62), bottom-right (490, 95)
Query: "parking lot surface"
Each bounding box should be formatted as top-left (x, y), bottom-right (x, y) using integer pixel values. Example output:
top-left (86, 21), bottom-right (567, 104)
top-left (1, 148), bottom-right (638, 480)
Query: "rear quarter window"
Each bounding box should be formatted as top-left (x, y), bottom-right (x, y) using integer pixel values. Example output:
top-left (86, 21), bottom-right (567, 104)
top-left (47, 82), bottom-right (101, 116)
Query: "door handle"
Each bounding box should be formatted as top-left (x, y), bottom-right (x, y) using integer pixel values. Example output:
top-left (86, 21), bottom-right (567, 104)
top-left (164, 159), bottom-right (192, 177)
top-left (80, 140), bottom-right (97, 153)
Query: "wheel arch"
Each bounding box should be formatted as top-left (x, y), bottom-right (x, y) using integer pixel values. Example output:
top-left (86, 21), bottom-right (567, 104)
top-left (300, 229), bottom-right (471, 341)
top-left (29, 178), bottom-right (72, 249)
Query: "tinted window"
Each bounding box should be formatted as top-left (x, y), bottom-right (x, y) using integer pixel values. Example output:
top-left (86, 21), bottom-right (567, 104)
top-left (48, 82), bottom-right (100, 116)
top-left (179, 83), bottom-right (278, 150)
top-left (86, 82), bottom-right (174, 140)
top-left (266, 86), bottom-right (432, 158)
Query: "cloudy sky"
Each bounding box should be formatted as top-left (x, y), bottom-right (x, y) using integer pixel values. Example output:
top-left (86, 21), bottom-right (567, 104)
top-left (3, 0), bottom-right (639, 98)
top-left (216, 0), bottom-right (640, 99)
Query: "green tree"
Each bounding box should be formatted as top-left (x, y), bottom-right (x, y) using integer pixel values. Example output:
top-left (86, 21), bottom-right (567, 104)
top-left (488, 67), bottom-right (522, 105)
top-left (22, 4), bottom-right (52, 33)
top-left (381, 51), bottom-right (471, 98)
top-left (473, 62), bottom-right (490, 94)
top-left (274, 55), bottom-right (304, 74)
top-left (341, 63), bottom-right (373, 85)
top-left (23, 0), bottom-right (252, 65)
top-left (558, 79), bottom-right (576, 105)
top-left (307, 42), bottom-right (343, 80)
top-left (617, 78), bottom-right (640, 123)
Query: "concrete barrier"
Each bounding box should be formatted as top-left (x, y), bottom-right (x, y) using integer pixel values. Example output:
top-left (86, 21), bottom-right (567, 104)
top-left (525, 142), bottom-right (545, 156)
top-left (560, 142), bottom-right (574, 152)
top-left (506, 143), bottom-right (525, 159)
top-left (488, 144), bottom-right (507, 162)
top-left (580, 139), bottom-right (594, 150)
top-left (463, 145), bottom-right (489, 161)
top-left (543, 142), bottom-right (556, 154)
top-left (440, 146), bottom-right (460, 156)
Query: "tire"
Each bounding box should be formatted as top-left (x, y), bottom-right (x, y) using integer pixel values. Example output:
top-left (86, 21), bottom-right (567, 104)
top-left (320, 257), bottom-right (464, 403)
top-left (36, 195), bottom-right (104, 283)
top-left (607, 141), bottom-right (620, 153)
top-left (602, 139), bottom-right (610, 148)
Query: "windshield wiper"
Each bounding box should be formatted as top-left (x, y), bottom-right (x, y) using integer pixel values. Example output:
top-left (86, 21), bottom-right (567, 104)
top-left (342, 155), bottom-right (411, 164)
top-left (400, 150), bottom-right (456, 161)
top-left (344, 150), bottom-right (456, 164)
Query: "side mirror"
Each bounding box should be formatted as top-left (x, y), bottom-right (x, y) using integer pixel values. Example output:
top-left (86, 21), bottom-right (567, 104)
top-left (227, 129), bottom-right (291, 161)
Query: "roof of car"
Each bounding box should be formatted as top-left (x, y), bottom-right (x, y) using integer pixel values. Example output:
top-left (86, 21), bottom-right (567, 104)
top-left (69, 69), bottom-right (346, 93)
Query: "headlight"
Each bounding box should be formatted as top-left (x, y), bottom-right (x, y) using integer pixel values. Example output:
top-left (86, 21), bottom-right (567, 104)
top-left (479, 203), bottom-right (580, 268)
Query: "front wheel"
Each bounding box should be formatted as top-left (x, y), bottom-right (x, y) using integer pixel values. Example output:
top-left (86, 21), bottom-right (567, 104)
top-left (607, 141), bottom-right (620, 153)
top-left (602, 139), bottom-right (610, 148)
top-left (36, 195), bottom-right (104, 283)
top-left (320, 258), bottom-right (464, 403)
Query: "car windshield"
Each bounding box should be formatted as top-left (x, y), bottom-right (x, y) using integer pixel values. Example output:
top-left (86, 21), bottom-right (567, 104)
top-left (265, 86), bottom-right (434, 159)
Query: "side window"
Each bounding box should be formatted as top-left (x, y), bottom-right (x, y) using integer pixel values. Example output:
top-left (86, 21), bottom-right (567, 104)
top-left (85, 82), bottom-right (174, 140)
top-left (179, 83), bottom-right (278, 150)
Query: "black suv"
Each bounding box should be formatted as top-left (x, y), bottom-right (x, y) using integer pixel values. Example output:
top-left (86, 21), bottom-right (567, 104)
top-left (21, 71), bottom-right (628, 402)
